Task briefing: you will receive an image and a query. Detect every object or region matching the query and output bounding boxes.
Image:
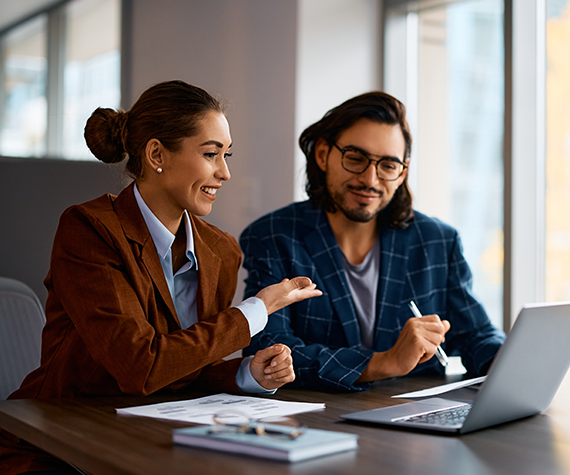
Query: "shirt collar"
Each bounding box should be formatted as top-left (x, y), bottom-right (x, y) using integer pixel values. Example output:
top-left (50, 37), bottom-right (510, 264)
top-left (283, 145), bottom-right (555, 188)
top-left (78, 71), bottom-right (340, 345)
top-left (133, 184), bottom-right (197, 268)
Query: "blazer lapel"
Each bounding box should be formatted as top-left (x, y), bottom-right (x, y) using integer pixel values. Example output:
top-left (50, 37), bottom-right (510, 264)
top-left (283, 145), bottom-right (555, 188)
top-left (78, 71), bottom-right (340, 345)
top-left (373, 225), bottom-right (409, 350)
top-left (190, 215), bottom-right (222, 320)
top-left (303, 207), bottom-right (361, 347)
top-left (114, 184), bottom-right (179, 325)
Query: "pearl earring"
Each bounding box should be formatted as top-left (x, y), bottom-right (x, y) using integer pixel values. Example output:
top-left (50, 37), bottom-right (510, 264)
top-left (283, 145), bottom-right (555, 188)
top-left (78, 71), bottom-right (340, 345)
top-left (156, 168), bottom-right (163, 173)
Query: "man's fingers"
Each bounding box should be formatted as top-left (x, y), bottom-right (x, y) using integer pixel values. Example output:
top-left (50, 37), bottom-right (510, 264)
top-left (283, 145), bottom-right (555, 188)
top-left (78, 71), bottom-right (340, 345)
top-left (418, 351), bottom-right (435, 365)
top-left (410, 315), bottom-right (450, 335)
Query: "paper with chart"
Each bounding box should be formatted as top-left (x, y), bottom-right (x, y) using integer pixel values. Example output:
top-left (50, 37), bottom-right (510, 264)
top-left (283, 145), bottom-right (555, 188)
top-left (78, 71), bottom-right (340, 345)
top-left (392, 376), bottom-right (487, 399)
top-left (116, 393), bottom-right (325, 425)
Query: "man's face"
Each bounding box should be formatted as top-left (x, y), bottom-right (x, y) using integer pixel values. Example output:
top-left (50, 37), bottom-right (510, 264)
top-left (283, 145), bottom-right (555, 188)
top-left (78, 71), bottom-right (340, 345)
top-left (315, 119), bottom-right (408, 223)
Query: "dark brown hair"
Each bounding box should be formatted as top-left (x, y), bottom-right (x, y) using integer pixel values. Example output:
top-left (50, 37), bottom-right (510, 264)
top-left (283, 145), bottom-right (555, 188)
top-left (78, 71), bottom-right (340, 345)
top-left (84, 80), bottom-right (225, 180)
top-left (300, 91), bottom-right (414, 228)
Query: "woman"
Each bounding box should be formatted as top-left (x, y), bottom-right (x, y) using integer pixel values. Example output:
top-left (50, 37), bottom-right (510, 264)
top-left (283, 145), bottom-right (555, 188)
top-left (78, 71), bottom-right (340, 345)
top-left (0, 80), bottom-right (321, 474)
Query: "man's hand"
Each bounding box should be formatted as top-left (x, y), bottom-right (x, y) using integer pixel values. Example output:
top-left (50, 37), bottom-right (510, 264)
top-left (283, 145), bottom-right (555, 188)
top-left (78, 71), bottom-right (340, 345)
top-left (250, 344), bottom-right (295, 390)
top-left (357, 315), bottom-right (451, 382)
top-left (256, 277), bottom-right (322, 315)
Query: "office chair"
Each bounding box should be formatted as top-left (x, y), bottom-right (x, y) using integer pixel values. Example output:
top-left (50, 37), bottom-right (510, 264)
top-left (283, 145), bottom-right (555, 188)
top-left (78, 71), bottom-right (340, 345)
top-left (0, 276), bottom-right (46, 400)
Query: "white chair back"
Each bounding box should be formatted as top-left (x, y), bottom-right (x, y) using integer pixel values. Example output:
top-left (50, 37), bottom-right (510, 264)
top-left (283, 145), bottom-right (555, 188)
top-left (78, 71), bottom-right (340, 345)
top-left (0, 276), bottom-right (46, 399)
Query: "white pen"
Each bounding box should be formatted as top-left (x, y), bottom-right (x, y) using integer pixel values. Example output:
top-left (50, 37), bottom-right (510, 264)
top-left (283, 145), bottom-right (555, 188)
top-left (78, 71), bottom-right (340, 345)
top-left (408, 300), bottom-right (449, 367)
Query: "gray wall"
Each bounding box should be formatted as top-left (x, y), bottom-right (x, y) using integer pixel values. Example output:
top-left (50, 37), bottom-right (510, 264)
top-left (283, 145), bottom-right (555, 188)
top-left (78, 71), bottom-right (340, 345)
top-left (0, 0), bottom-right (299, 305)
top-left (129, 0), bottom-right (298, 240)
top-left (0, 157), bottom-right (125, 304)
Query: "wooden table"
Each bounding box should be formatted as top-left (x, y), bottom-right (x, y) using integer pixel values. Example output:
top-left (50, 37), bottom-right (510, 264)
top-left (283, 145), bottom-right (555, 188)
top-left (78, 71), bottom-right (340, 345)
top-left (2, 372), bottom-right (570, 475)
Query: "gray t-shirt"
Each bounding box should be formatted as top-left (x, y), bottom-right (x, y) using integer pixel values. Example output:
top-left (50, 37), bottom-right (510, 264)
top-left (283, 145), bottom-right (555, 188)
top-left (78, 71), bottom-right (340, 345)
top-left (339, 239), bottom-right (380, 350)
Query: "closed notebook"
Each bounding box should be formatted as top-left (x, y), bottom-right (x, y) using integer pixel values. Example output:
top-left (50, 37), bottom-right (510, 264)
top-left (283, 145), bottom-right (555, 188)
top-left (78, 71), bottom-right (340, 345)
top-left (172, 425), bottom-right (358, 462)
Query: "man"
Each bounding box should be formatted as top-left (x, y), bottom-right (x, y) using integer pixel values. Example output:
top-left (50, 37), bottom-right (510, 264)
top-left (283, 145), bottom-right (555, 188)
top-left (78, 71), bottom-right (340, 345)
top-left (240, 92), bottom-right (505, 391)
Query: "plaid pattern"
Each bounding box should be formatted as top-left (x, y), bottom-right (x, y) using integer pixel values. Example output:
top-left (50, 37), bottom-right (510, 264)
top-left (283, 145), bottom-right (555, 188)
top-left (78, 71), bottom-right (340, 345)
top-left (240, 201), bottom-right (505, 391)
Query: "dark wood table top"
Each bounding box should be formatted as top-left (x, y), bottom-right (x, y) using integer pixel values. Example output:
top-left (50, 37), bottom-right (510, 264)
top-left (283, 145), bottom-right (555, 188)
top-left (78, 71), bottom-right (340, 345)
top-left (2, 372), bottom-right (570, 475)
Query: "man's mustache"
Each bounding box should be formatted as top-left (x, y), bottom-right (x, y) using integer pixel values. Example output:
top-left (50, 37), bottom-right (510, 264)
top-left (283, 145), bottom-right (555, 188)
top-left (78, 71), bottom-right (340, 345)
top-left (347, 184), bottom-right (383, 196)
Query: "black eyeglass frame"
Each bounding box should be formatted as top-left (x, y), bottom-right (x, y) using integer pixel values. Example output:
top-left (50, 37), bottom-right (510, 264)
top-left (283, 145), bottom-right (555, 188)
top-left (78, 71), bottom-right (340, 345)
top-left (333, 143), bottom-right (408, 182)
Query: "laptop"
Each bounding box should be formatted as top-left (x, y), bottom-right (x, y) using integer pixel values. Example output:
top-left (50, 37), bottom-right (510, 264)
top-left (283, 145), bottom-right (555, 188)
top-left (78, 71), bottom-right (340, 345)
top-left (341, 302), bottom-right (570, 434)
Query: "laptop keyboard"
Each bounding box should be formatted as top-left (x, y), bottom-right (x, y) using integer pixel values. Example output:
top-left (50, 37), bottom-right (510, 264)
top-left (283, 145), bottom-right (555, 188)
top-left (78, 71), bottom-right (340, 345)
top-left (397, 403), bottom-right (472, 427)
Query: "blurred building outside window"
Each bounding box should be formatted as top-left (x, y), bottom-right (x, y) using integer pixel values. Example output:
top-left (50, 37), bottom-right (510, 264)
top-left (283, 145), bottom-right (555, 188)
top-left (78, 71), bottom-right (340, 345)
top-left (0, 16), bottom-right (48, 157)
top-left (392, 0), bottom-right (505, 330)
top-left (545, 0), bottom-right (570, 301)
top-left (0, 0), bottom-right (121, 160)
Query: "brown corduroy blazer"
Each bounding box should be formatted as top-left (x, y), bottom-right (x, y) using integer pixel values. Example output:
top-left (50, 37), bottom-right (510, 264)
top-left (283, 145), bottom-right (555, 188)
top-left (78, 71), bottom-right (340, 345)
top-left (1, 183), bottom-right (251, 473)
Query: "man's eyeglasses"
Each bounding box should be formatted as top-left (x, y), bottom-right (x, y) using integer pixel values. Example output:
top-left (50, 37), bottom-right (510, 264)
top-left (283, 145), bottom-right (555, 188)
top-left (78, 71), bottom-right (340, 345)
top-left (333, 143), bottom-right (407, 182)
top-left (209, 411), bottom-right (306, 441)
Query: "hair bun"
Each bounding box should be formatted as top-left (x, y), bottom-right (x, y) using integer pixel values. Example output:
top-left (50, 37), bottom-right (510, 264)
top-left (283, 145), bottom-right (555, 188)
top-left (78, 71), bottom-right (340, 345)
top-left (84, 108), bottom-right (128, 164)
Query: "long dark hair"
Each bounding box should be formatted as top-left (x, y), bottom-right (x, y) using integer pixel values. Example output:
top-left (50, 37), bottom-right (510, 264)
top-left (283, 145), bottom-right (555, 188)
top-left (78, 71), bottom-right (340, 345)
top-left (84, 80), bottom-right (225, 180)
top-left (300, 91), bottom-right (413, 228)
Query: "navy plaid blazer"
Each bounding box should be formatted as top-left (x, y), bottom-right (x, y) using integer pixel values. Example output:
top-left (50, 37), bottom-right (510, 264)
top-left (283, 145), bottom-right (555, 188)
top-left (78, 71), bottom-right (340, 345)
top-left (240, 200), bottom-right (505, 391)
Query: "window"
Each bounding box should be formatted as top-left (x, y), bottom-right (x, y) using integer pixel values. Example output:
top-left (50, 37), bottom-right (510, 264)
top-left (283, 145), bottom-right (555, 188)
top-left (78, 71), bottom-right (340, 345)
top-left (385, 0), bottom-right (570, 329)
top-left (545, 0), bottom-right (570, 301)
top-left (0, 0), bottom-right (121, 160)
top-left (384, 0), bottom-right (505, 329)
top-left (0, 16), bottom-right (48, 157)
top-left (63, 0), bottom-right (121, 159)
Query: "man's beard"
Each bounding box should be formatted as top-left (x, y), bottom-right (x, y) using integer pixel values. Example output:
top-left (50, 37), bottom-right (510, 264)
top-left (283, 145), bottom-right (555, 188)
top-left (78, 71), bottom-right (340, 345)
top-left (329, 185), bottom-right (384, 223)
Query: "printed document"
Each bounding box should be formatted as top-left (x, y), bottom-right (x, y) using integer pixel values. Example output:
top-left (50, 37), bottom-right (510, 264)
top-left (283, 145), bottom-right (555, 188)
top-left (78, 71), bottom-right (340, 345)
top-left (116, 393), bottom-right (325, 425)
top-left (392, 376), bottom-right (487, 399)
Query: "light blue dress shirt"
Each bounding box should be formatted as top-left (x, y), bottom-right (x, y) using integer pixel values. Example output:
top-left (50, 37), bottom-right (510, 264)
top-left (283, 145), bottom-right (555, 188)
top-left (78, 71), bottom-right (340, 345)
top-left (133, 185), bottom-right (271, 393)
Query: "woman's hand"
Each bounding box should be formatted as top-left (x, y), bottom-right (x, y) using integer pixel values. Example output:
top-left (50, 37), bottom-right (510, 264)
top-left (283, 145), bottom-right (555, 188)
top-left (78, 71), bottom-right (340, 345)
top-left (250, 344), bottom-right (295, 390)
top-left (255, 277), bottom-right (322, 315)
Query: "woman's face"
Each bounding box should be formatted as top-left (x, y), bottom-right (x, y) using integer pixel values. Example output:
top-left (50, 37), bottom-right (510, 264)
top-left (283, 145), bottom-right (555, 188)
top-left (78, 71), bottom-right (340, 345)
top-left (153, 110), bottom-right (232, 219)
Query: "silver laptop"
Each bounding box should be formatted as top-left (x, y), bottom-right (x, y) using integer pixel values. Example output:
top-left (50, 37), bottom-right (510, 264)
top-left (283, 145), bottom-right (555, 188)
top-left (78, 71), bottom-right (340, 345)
top-left (341, 302), bottom-right (570, 434)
